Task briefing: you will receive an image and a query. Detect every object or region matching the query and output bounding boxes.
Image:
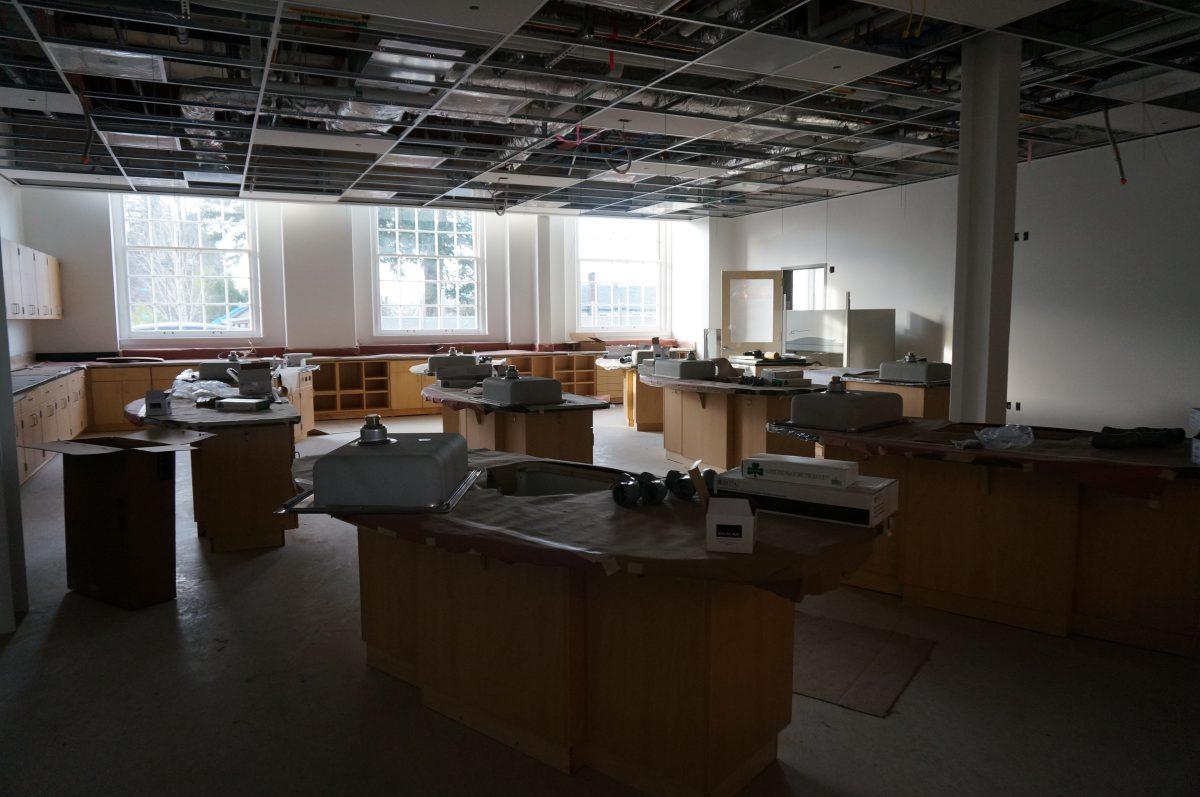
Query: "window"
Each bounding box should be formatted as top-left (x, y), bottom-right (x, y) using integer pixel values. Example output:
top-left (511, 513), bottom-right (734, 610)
top-left (786, 265), bottom-right (827, 311)
top-left (374, 207), bottom-right (483, 333)
top-left (576, 218), bottom-right (666, 331)
top-left (114, 194), bottom-right (259, 338)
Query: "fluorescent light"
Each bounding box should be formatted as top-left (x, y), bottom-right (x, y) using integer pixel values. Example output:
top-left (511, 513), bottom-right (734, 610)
top-left (632, 201), bottom-right (701, 216)
top-left (102, 132), bottom-right (180, 150)
top-left (183, 171), bottom-right (242, 185)
top-left (380, 153), bottom-right (446, 169)
top-left (44, 43), bottom-right (166, 82)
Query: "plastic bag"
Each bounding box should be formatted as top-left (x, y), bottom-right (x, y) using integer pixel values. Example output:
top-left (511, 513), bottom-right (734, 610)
top-left (170, 377), bottom-right (239, 402)
top-left (975, 424), bottom-right (1034, 450)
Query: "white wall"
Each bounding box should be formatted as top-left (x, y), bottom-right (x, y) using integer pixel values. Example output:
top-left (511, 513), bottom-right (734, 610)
top-left (284, 203), bottom-right (357, 349)
top-left (0, 181), bottom-right (32, 364)
top-left (720, 127), bottom-right (1200, 429)
top-left (670, 218), bottom-right (710, 347)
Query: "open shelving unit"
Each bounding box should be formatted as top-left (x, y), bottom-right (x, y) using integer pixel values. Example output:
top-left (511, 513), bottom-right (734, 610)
top-left (506, 353), bottom-right (597, 396)
top-left (313, 360), bottom-right (391, 418)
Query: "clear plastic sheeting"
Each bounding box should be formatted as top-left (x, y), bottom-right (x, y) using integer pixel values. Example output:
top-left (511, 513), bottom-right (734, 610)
top-left (45, 43), bottom-right (166, 82)
top-left (170, 377), bottom-right (239, 402)
top-left (976, 424), bottom-right (1035, 450)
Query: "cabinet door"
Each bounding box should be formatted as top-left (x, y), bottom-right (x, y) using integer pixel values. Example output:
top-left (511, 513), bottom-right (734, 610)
top-left (34, 250), bottom-right (51, 317)
top-left (45, 255), bottom-right (62, 318)
top-left (2, 238), bottom-right (21, 318)
top-left (21, 404), bottom-right (43, 476)
top-left (17, 244), bottom-right (37, 317)
top-left (89, 381), bottom-right (129, 428)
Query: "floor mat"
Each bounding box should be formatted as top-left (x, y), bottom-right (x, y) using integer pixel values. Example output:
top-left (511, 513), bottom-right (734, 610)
top-left (793, 611), bottom-right (934, 717)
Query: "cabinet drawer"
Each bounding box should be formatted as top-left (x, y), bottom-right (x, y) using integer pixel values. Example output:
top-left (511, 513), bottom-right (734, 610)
top-left (88, 367), bottom-right (153, 385)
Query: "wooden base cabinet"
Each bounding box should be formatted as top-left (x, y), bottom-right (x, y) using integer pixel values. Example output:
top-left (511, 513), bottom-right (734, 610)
top-left (358, 530), bottom-right (794, 796)
top-left (15, 370), bottom-right (88, 484)
top-left (88, 367), bottom-right (153, 432)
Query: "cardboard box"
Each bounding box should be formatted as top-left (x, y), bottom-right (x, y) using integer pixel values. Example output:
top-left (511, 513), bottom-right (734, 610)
top-left (740, 453), bottom-right (858, 488)
top-left (716, 469), bottom-right (899, 527)
top-left (706, 497), bottom-right (755, 554)
top-left (22, 428), bottom-right (211, 609)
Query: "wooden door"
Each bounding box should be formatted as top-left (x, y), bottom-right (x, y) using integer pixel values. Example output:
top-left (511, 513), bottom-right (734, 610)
top-left (722, 270), bottom-right (783, 355)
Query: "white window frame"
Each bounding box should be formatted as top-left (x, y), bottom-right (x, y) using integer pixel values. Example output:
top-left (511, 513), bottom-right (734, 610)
top-left (110, 193), bottom-right (263, 341)
top-left (570, 218), bottom-right (671, 336)
top-left (369, 207), bottom-right (488, 337)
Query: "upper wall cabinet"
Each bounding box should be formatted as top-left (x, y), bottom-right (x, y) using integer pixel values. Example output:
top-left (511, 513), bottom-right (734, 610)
top-left (3, 238), bottom-right (62, 320)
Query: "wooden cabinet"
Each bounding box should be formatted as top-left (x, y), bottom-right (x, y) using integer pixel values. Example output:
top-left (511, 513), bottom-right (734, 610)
top-left (87, 366), bottom-right (153, 431)
top-left (280, 367), bottom-right (316, 442)
top-left (3, 238), bottom-right (62, 319)
top-left (14, 369), bottom-right (89, 484)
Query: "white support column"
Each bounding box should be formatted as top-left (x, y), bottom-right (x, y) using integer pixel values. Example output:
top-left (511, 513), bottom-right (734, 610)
top-left (950, 32), bottom-right (1021, 423)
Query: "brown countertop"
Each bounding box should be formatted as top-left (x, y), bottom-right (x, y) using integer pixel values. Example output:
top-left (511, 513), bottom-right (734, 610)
top-left (640, 373), bottom-right (826, 396)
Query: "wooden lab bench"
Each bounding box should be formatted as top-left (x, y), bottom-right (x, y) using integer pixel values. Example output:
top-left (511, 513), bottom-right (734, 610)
top-left (324, 453), bottom-right (878, 796)
top-left (641, 373), bottom-right (825, 470)
top-left (421, 384), bottom-right (610, 464)
top-left (126, 398), bottom-right (300, 553)
top-left (769, 419), bottom-right (1200, 655)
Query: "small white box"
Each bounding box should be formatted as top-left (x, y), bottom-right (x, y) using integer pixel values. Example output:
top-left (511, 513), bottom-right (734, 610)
top-left (716, 470), bottom-right (899, 527)
top-left (741, 453), bottom-right (858, 488)
top-left (1187, 408), bottom-right (1200, 438)
top-left (144, 389), bottom-right (171, 417)
top-left (706, 497), bottom-right (756, 554)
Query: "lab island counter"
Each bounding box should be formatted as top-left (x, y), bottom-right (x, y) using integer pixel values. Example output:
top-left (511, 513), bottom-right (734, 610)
top-left (125, 397), bottom-right (300, 553)
top-left (639, 373), bottom-right (826, 470)
top-left (769, 418), bottom-right (1200, 655)
top-left (297, 449), bottom-right (878, 796)
top-left (420, 384), bottom-right (609, 464)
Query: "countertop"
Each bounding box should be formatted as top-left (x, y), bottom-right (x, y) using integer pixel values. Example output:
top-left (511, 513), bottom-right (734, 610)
top-left (9, 365), bottom-right (85, 396)
top-left (124, 397), bottom-right (300, 429)
top-left (420, 384), bottom-right (611, 413)
top-left (639, 373), bottom-right (826, 396)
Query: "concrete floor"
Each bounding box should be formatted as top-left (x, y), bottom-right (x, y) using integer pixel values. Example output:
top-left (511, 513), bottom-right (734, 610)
top-left (2, 406), bottom-right (1198, 796)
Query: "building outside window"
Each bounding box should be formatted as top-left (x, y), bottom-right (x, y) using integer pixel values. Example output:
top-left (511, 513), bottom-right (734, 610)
top-left (374, 207), bottom-right (483, 333)
top-left (112, 194), bottom-right (259, 338)
top-left (576, 217), bottom-right (667, 333)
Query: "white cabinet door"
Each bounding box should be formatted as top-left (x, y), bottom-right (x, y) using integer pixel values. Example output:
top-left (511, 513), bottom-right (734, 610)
top-left (1, 238), bottom-right (20, 318)
top-left (34, 249), bottom-right (51, 317)
top-left (17, 244), bottom-right (37, 317)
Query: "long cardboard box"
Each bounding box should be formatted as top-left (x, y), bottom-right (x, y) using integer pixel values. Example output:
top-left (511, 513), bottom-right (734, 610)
top-left (716, 469), bottom-right (898, 527)
top-left (741, 453), bottom-right (858, 488)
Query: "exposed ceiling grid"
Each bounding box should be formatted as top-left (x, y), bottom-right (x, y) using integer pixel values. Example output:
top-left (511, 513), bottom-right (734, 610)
top-left (0, 1), bottom-right (1195, 216)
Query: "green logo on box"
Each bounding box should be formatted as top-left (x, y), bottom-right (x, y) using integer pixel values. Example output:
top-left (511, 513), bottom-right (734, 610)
top-left (746, 462), bottom-right (764, 477)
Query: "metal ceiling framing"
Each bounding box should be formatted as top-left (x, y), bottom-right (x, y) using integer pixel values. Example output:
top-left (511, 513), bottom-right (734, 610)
top-left (0, 0), bottom-right (1195, 216)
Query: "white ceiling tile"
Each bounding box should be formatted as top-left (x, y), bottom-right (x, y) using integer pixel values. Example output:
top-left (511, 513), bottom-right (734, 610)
top-left (587, 107), bottom-right (730, 139)
top-left (698, 32), bottom-right (825, 74)
top-left (867, 0), bottom-right (1067, 29)
top-left (1069, 103), bottom-right (1200, 134)
top-left (1, 169), bottom-right (129, 187)
top-left (254, 128), bottom-right (395, 154)
top-left (632, 201), bottom-right (701, 216)
top-left (775, 46), bottom-right (904, 85)
top-left (295, 1), bottom-right (543, 34)
top-left (1092, 69), bottom-right (1200, 103)
top-left (476, 171), bottom-right (581, 188)
top-left (0, 87), bottom-right (81, 115)
top-left (857, 141), bottom-right (943, 160)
